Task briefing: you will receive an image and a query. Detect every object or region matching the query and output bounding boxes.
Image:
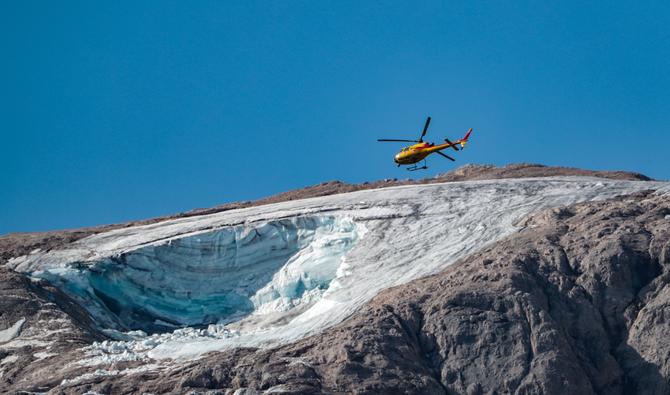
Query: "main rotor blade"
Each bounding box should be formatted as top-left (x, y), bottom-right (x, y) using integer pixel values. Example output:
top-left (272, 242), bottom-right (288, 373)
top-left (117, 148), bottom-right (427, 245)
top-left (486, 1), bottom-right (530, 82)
top-left (420, 116), bottom-right (431, 141)
top-left (436, 151), bottom-right (455, 161)
top-left (377, 139), bottom-right (420, 142)
top-left (444, 138), bottom-right (459, 151)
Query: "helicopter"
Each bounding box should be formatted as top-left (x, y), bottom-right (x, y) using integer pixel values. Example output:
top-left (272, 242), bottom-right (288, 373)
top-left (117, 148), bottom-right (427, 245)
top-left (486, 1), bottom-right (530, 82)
top-left (378, 117), bottom-right (473, 171)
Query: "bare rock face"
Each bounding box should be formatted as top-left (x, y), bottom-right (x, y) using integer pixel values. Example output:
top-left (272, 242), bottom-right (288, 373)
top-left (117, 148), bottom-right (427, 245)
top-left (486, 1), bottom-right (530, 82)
top-left (52, 190), bottom-right (670, 395)
top-left (0, 265), bottom-right (106, 392)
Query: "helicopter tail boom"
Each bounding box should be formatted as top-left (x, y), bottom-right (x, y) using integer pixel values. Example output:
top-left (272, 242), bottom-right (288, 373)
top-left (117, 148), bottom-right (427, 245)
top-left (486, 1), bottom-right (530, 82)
top-left (458, 128), bottom-right (473, 148)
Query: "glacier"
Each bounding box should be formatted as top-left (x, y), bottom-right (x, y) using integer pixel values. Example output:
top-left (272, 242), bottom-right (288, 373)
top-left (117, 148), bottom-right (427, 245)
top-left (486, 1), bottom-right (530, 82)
top-left (28, 216), bottom-right (360, 333)
top-left (8, 176), bottom-right (670, 363)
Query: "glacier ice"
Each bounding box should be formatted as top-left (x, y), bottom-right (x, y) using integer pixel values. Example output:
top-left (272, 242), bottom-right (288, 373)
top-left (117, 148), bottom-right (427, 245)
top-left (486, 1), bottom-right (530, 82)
top-left (8, 177), bottom-right (670, 363)
top-left (31, 216), bottom-right (360, 332)
top-left (0, 318), bottom-right (25, 343)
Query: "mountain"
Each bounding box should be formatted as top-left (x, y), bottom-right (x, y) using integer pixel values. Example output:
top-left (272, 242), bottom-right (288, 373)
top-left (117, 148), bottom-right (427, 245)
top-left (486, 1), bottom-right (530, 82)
top-left (0, 164), bottom-right (667, 394)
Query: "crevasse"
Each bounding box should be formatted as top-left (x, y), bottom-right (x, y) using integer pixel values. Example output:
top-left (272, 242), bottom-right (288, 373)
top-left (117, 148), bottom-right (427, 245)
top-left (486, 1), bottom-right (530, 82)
top-left (35, 216), bottom-right (360, 333)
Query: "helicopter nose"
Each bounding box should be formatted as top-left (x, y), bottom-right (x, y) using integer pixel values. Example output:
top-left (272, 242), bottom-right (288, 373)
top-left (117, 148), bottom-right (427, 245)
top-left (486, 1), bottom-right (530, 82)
top-left (394, 154), bottom-right (400, 163)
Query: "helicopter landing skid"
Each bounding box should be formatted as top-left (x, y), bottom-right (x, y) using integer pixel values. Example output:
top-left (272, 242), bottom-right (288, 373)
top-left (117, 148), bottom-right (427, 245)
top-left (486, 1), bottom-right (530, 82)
top-left (407, 160), bottom-right (428, 171)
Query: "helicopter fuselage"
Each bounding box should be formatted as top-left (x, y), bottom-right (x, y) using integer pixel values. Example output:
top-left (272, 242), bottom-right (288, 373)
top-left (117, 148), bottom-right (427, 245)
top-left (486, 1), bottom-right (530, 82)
top-left (393, 142), bottom-right (455, 164)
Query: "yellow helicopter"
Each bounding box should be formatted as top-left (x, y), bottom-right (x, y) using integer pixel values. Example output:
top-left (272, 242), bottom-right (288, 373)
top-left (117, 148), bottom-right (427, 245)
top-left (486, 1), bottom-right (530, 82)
top-left (378, 117), bottom-right (473, 171)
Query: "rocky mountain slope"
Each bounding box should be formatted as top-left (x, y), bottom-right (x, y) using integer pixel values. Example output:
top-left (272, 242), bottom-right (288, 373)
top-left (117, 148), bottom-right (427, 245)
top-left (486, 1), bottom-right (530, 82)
top-left (47, 190), bottom-right (670, 395)
top-left (1, 164), bottom-right (668, 394)
top-left (0, 266), bottom-right (106, 392)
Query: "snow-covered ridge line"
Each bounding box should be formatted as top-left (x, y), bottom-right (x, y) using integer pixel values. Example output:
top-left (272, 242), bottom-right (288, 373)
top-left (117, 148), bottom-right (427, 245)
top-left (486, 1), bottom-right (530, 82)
top-left (7, 176), bottom-right (655, 271)
top-left (7, 177), bottom-right (670, 362)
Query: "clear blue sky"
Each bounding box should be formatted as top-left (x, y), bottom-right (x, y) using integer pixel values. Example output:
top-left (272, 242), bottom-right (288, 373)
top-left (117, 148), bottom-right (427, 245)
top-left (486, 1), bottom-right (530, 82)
top-left (2, 1), bottom-right (669, 234)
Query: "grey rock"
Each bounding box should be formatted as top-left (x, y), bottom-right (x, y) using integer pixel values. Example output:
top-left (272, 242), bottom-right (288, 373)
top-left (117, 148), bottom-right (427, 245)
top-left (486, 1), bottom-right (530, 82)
top-left (0, 265), bottom-right (107, 393)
